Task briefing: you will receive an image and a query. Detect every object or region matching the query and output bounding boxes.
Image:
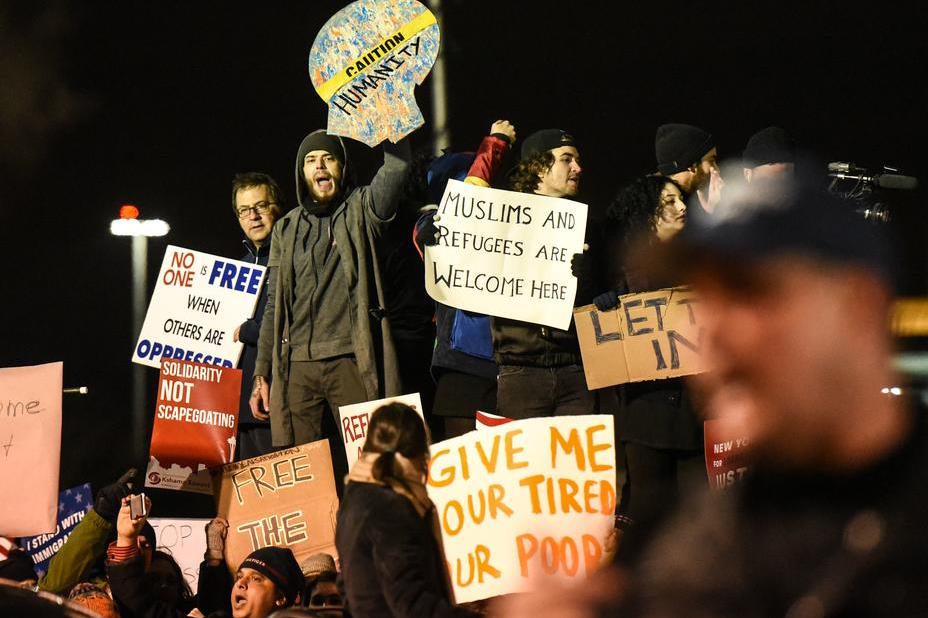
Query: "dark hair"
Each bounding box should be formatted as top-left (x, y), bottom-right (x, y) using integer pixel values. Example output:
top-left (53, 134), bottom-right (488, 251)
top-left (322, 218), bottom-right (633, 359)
top-left (509, 150), bottom-right (555, 194)
top-left (151, 550), bottom-right (194, 603)
top-left (232, 172), bottom-right (284, 215)
top-left (362, 403), bottom-right (429, 484)
top-left (606, 175), bottom-right (681, 248)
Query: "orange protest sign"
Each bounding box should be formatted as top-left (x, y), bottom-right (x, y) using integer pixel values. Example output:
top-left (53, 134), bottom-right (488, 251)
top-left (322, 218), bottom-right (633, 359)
top-left (145, 359), bottom-right (241, 494)
top-left (427, 416), bottom-right (616, 603)
top-left (574, 286), bottom-right (706, 389)
top-left (213, 440), bottom-right (339, 571)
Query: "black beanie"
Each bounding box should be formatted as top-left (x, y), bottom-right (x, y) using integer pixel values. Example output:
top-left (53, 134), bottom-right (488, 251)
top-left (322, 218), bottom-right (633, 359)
top-left (743, 126), bottom-right (795, 167)
top-left (295, 130), bottom-right (349, 214)
top-left (239, 547), bottom-right (304, 606)
top-left (521, 129), bottom-right (576, 161)
top-left (655, 123), bottom-right (715, 175)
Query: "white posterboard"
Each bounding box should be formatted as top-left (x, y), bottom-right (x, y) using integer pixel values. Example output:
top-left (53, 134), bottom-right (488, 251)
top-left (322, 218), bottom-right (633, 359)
top-left (149, 517), bottom-right (209, 593)
top-left (427, 415), bottom-right (616, 603)
top-left (337, 394), bottom-right (424, 469)
top-left (0, 362), bottom-right (63, 536)
top-left (132, 246), bottom-right (266, 369)
top-left (425, 180), bottom-right (588, 330)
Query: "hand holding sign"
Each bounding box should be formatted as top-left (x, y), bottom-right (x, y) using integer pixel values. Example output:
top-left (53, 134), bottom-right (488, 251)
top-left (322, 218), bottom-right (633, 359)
top-left (309, 0), bottom-right (441, 146)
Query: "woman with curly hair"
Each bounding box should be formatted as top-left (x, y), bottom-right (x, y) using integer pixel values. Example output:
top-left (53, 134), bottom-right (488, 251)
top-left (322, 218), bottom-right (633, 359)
top-left (602, 174), bottom-right (704, 566)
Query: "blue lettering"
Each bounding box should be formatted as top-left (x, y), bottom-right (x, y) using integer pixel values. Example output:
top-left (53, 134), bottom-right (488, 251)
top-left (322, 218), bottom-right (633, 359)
top-left (136, 339), bottom-right (151, 358)
top-left (209, 261), bottom-right (223, 285)
top-left (247, 269), bottom-right (261, 295)
top-left (221, 263), bottom-right (236, 288)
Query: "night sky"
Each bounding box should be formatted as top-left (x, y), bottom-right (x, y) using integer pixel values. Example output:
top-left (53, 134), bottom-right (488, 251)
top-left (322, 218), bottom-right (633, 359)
top-left (3, 2), bottom-right (927, 513)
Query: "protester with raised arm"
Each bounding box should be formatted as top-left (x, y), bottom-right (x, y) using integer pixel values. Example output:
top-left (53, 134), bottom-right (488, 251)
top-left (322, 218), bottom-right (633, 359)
top-left (251, 130), bottom-right (413, 466)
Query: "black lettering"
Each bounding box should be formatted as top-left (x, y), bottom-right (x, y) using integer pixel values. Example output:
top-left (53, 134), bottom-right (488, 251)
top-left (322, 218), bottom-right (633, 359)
top-left (590, 311), bottom-right (622, 344)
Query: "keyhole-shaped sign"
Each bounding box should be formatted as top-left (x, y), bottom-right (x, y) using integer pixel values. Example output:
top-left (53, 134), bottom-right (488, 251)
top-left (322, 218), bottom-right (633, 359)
top-left (309, 0), bottom-right (441, 147)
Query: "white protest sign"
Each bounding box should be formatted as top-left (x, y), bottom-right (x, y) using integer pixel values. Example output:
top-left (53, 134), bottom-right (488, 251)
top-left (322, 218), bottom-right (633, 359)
top-left (149, 518), bottom-right (209, 593)
top-left (133, 246), bottom-right (266, 369)
top-left (338, 394), bottom-right (423, 470)
top-left (425, 180), bottom-right (588, 330)
top-left (427, 415), bottom-right (616, 604)
top-left (0, 362), bottom-right (63, 537)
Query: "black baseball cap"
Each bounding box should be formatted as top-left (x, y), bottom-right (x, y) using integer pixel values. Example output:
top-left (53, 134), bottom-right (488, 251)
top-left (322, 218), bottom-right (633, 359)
top-left (673, 180), bottom-right (894, 285)
top-left (520, 129), bottom-right (577, 161)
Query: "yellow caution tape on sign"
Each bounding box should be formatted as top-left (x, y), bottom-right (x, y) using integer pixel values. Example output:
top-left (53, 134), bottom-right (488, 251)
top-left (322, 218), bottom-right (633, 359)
top-left (316, 10), bottom-right (437, 102)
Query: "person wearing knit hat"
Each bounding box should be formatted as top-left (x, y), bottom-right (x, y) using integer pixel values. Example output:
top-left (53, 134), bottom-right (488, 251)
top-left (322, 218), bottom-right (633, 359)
top-left (232, 546), bottom-right (305, 617)
top-left (251, 122), bottom-right (414, 468)
top-left (654, 123), bottom-right (722, 215)
top-left (742, 126), bottom-right (795, 183)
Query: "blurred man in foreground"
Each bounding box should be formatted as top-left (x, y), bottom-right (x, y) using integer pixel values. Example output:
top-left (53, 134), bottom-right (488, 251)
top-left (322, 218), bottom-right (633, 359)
top-left (499, 182), bottom-right (928, 616)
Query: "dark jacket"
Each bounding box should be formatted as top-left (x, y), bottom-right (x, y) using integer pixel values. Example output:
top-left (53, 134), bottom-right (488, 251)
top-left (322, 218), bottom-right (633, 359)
top-left (335, 482), bottom-right (470, 618)
top-left (633, 407), bottom-right (928, 617)
top-left (106, 555), bottom-right (231, 618)
top-left (237, 240), bottom-right (271, 426)
top-left (255, 135), bottom-right (409, 446)
top-left (491, 219), bottom-right (603, 367)
top-left (613, 268), bottom-right (702, 450)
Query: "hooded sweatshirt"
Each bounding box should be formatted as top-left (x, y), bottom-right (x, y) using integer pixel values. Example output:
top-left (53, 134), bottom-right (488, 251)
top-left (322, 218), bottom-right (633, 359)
top-left (254, 131), bottom-right (410, 445)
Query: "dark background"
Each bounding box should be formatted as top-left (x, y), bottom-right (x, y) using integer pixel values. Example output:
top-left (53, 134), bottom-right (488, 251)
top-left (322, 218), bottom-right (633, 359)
top-left (2, 1), bottom-right (926, 511)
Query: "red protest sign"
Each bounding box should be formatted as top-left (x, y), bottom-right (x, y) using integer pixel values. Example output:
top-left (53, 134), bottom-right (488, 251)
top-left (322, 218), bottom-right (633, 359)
top-left (704, 419), bottom-right (752, 490)
top-left (146, 359), bottom-right (241, 494)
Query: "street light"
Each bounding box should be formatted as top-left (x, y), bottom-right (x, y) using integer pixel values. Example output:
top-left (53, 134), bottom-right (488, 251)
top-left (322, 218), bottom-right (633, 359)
top-left (110, 205), bottom-right (169, 460)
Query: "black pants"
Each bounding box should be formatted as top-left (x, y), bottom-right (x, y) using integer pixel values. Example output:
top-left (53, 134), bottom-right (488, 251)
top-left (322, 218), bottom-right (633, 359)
top-left (496, 364), bottom-right (595, 419)
top-left (617, 442), bottom-right (705, 565)
top-left (235, 424), bottom-right (277, 461)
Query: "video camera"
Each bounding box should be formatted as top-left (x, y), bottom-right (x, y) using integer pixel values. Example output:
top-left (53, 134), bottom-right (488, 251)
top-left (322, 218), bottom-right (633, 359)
top-left (826, 162), bottom-right (919, 223)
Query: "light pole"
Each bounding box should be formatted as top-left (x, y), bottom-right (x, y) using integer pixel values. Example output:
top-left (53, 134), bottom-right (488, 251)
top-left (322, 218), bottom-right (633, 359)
top-left (110, 205), bottom-right (169, 460)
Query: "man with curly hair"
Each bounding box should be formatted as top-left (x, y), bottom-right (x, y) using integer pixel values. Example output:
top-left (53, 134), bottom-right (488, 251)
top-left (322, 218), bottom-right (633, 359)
top-left (491, 129), bottom-right (600, 419)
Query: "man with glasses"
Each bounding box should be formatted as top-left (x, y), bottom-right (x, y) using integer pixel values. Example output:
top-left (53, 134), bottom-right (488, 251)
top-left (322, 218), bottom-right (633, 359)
top-left (231, 172), bottom-right (283, 459)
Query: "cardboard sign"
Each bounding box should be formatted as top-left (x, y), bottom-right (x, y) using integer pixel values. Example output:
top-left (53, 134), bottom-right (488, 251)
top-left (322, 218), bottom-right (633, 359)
top-left (704, 420), bottom-right (752, 490)
top-left (309, 0), bottom-right (440, 146)
top-left (149, 518), bottom-right (209, 593)
top-left (425, 180), bottom-right (589, 330)
top-left (145, 359), bottom-right (242, 495)
top-left (337, 393), bottom-right (424, 470)
top-left (427, 415), bottom-right (616, 604)
top-left (213, 441), bottom-right (339, 571)
top-left (133, 246), bottom-right (266, 369)
top-left (574, 286), bottom-right (706, 389)
top-left (0, 362), bottom-right (63, 536)
top-left (475, 411), bottom-right (512, 431)
top-left (18, 483), bottom-right (92, 576)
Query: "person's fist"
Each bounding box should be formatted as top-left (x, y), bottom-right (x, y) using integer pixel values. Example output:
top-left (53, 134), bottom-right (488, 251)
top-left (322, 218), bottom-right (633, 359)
top-left (250, 376), bottom-right (270, 421)
top-left (94, 468), bottom-right (136, 522)
top-left (490, 120), bottom-right (517, 145)
top-left (570, 247), bottom-right (591, 279)
top-left (205, 517), bottom-right (229, 564)
top-left (116, 495), bottom-right (151, 547)
top-left (419, 215), bottom-right (441, 247)
top-left (593, 290), bottom-right (619, 312)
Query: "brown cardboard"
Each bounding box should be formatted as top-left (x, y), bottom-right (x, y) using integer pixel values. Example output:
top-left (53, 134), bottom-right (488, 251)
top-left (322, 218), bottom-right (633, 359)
top-left (213, 440), bottom-right (339, 571)
top-left (574, 287), bottom-right (707, 389)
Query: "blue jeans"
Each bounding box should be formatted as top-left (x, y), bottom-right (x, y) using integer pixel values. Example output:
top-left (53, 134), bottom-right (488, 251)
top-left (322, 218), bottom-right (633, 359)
top-left (496, 364), bottom-right (596, 419)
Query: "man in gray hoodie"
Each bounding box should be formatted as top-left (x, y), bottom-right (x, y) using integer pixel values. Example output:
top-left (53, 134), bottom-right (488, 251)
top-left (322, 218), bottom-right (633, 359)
top-left (251, 131), bottom-right (410, 454)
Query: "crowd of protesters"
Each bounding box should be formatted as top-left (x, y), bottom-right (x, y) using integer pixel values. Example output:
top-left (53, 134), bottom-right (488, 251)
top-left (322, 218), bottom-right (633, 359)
top-left (4, 112), bottom-right (928, 618)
